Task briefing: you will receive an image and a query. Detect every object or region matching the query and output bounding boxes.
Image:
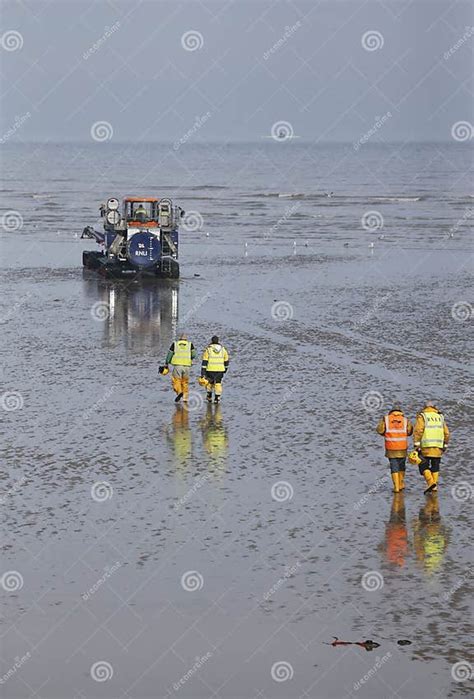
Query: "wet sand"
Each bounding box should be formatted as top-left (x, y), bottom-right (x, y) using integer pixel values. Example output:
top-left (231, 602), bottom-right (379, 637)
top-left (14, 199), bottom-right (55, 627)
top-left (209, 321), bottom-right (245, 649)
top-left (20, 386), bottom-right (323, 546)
top-left (1, 229), bottom-right (472, 697)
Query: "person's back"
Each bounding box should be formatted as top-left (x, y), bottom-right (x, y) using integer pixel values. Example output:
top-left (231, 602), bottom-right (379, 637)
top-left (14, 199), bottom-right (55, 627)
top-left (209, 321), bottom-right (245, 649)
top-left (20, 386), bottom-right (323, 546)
top-left (413, 401), bottom-right (450, 493)
top-left (201, 335), bottom-right (229, 403)
top-left (165, 334), bottom-right (196, 403)
top-left (376, 406), bottom-right (412, 493)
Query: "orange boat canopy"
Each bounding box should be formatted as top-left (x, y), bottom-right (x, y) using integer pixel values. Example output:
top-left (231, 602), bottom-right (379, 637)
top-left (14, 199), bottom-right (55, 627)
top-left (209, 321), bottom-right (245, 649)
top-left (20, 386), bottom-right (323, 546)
top-left (124, 196), bottom-right (159, 203)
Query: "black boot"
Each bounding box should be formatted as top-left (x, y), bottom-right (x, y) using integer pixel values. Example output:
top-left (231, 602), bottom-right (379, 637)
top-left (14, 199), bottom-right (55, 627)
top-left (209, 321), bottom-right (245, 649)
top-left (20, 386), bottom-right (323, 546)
top-left (175, 392), bottom-right (183, 403)
top-left (206, 392), bottom-right (213, 402)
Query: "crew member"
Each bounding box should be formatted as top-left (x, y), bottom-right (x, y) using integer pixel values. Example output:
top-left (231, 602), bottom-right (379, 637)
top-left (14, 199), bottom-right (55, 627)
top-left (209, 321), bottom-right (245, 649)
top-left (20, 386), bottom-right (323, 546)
top-left (201, 335), bottom-right (229, 404)
top-left (376, 406), bottom-right (413, 492)
top-left (413, 401), bottom-right (450, 494)
top-left (135, 203), bottom-right (147, 221)
top-left (165, 333), bottom-right (196, 403)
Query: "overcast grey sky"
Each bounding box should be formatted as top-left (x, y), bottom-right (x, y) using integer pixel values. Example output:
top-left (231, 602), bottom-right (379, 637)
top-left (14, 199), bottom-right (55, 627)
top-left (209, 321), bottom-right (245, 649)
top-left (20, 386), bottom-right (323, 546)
top-left (0, 0), bottom-right (473, 143)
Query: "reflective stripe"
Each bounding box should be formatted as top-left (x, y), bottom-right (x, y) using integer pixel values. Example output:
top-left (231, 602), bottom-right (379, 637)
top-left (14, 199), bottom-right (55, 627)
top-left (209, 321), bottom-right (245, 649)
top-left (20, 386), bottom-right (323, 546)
top-left (384, 414), bottom-right (408, 450)
top-left (171, 340), bottom-right (192, 367)
top-left (420, 412), bottom-right (445, 448)
top-left (206, 345), bottom-right (226, 372)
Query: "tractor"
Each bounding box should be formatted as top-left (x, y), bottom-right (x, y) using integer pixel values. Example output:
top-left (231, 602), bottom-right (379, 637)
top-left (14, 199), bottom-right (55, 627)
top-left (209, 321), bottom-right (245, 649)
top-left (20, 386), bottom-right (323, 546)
top-left (81, 196), bottom-right (183, 279)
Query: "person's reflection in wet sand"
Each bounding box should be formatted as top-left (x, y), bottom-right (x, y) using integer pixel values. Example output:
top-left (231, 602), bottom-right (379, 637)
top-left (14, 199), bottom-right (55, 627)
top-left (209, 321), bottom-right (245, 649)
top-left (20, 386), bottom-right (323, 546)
top-left (165, 404), bottom-right (192, 476)
top-left (413, 494), bottom-right (449, 576)
top-left (199, 404), bottom-right (228, 477)
top-left (383, 492), bottom-right (409, 567)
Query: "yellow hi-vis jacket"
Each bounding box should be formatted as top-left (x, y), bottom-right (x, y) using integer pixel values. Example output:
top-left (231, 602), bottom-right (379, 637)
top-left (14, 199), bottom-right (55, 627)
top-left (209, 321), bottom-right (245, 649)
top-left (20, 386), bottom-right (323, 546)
top-left (420, 412), bottom-right (445, 449)
top-left (414, 407), bottom-right (450, 456)
top-left (171, 340), bottom-right (192, 367)
top-left (202, 344), bottom-right (228, 372)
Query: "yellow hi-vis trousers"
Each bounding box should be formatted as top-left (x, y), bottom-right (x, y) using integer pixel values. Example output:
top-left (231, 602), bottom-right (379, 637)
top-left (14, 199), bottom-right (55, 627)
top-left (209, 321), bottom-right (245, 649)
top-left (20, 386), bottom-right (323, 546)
top-left (172, 366), bottom-right (190, 400)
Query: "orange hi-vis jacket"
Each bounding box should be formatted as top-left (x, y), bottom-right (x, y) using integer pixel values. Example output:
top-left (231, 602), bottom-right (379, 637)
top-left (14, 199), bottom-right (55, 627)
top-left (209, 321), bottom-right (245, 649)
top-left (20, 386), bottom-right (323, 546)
top-left (384, 413), bottom-right (409, 451)
top-left (376, 411), bottom-right (413, 457)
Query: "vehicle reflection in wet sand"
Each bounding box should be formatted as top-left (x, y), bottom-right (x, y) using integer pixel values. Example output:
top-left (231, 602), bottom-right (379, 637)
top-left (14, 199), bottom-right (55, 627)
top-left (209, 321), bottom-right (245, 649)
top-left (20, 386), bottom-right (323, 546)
top-left (82, 272), bottom-right (178, 353)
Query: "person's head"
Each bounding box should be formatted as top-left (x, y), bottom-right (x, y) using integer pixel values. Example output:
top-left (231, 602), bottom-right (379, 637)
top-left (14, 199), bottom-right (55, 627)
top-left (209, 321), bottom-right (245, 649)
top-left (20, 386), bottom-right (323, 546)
top-left (391, 405), bottom-right (402, 413)
top-left (424, 400), bottom-right (435, 408)
top-left (211, 335), bottom-right (219, 344)
top-left (179, 332), bottom-right (187, 341)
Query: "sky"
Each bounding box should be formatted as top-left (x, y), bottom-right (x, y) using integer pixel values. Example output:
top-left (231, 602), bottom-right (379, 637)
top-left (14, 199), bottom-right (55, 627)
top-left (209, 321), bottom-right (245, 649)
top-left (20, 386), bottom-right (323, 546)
top-left (0, 0), bottom-right (473, 143)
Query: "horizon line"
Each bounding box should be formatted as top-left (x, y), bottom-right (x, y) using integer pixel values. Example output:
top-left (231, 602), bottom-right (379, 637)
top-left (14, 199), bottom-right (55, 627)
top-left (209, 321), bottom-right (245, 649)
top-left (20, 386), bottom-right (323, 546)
top-left (1, 139), bottom-right (470, 146)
